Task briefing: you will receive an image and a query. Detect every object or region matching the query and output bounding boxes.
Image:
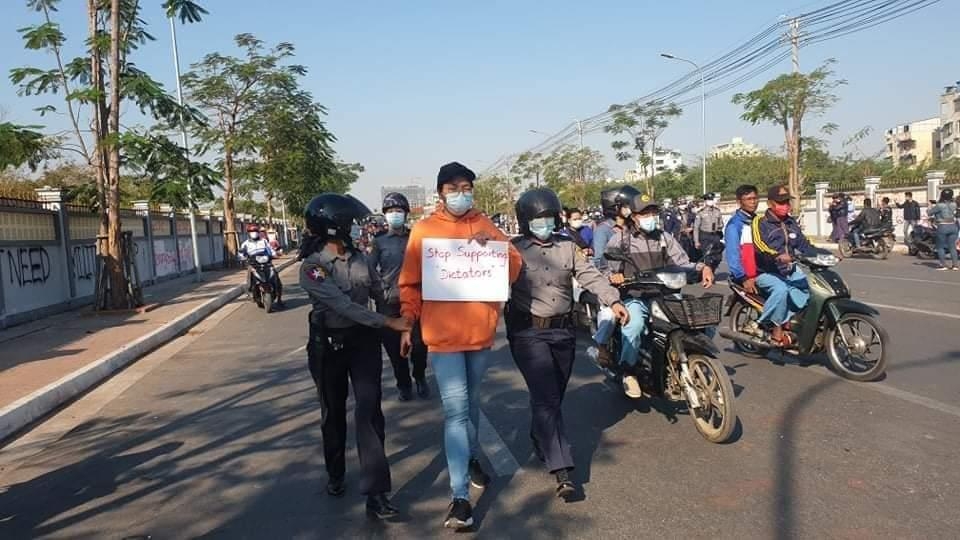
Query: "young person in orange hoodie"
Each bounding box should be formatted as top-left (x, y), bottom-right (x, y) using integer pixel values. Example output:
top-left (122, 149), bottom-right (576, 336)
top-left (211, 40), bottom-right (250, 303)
top-left (398, 162), bottom-right (522, 530)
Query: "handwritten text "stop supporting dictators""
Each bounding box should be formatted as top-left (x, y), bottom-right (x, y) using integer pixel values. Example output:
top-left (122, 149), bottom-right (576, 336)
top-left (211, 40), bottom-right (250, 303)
top-left (425, 244), bottom-right (509, 280)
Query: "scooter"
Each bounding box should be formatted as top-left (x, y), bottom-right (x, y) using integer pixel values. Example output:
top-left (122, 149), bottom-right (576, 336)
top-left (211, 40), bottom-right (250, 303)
top-left (719, 252), bottom-right (888, 382)
top-left (838, 226), bottom-right (895, 259)
top-left (587, 249), bottom-right (738, 443)
top-left (247, 255), bottom-right (280, 313)
top-left (907, 224), bottom-right (938, 259)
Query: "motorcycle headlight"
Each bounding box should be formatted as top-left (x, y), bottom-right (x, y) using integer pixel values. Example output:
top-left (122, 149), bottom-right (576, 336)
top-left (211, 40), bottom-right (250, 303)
top-left (814, 254), bottom-right (838, 267)
top-left (255, 255), bottom-right (270, 263)
top-left (656, 272), bottom-right (688, 290)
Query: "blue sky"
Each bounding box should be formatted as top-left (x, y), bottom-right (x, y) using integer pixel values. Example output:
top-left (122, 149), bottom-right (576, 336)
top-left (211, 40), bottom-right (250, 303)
top-left (1, 0), bottom-right (955, 208)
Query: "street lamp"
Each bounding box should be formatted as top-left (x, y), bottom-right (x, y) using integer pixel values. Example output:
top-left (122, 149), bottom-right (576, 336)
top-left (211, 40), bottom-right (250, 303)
top-left (169, 16), bottom-right (202, 281)
top-left (661, 53), bottom-right (707, 195)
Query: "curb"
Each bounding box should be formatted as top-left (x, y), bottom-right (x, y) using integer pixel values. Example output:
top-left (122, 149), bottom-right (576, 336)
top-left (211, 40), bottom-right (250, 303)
top-left (812, 242), bottom-right (909, 254)
top-left (0, 258), bottom-right (298, 442)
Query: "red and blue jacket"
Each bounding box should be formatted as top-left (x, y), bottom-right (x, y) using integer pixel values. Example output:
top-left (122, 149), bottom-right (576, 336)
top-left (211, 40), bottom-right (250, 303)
top-left (723, 209), bottom-right (757, 284)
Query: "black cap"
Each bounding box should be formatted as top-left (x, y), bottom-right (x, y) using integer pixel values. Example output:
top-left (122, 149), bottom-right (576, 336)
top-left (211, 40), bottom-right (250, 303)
top-left (767, 184), bottom-right (791, 203)
top-left (437, 162), bottom-right (476, 189)
top-left (628, 193), bottom-right (659, 214)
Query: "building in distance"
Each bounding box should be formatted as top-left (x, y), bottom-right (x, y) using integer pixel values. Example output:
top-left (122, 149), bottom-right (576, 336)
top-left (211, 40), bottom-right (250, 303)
top-left (884, 117), bottom-right (941, 167)
top-left (710, 136), bottom-right (762, 159)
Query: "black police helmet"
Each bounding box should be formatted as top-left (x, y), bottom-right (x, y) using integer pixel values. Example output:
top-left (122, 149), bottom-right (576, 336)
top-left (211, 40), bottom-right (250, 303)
top-left (382, 192), bottom-right (410, 213)
top-left (304, 193), bottom-right (372, 244)
top-left (515, 188), bottom-right (562, 235)
top-left (601, 185), bottom-right (642, 218)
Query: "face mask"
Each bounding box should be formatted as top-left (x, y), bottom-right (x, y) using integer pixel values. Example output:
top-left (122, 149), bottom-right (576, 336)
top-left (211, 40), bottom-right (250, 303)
top-left (249, 232), bottom-right (259, 240)
top-left (385, 211), bottom-right (406, 228)
top-left (529, 217), bottom-right (554, 241)
top-left (771, 202), bottom-right (791, 219)
top-left (705, 200), bottom-right (716, 207)
top-left (619, 206), bottom-right (632, 218)
top-left (569, 219), bottom-right (583, 229)
top-left (444, 192), bottom-right (474, 216)
top-left (635, 215), bottom-right (658, 233)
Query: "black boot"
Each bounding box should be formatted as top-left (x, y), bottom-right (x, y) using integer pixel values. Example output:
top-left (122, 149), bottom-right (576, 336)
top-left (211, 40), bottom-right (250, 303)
top-left (326, 477), bottom-right (345, 497)
top-left (366, 493), bottom-right (399, 518)
top-left (415, 378), bottom-right (431, 399)
top-left (555, 468), bottom-right (575, 499)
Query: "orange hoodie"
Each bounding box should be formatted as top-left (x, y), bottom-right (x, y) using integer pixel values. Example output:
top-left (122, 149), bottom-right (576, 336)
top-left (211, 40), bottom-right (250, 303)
top-left (399, 209), bottom-right (522, 353)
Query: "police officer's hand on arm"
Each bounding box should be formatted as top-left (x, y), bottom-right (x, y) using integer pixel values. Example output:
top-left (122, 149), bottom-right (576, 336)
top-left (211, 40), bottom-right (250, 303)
top-left (385, 316), bottom-right (413, 333)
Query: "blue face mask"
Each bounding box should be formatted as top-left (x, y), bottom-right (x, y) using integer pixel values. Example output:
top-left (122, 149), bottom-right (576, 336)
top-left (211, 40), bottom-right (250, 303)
top-left (529, 217), bottom-right (554, 241)
top-left (385, 211), bottom-right (406, 228)
top-left (444, 192), bottom-right (474, 216)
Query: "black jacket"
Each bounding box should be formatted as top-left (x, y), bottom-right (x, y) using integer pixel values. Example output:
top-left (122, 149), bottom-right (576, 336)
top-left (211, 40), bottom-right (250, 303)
top-left (897, 199), bottom-right (921, 221)
top-left (851, 207), bottom-right (881, 229)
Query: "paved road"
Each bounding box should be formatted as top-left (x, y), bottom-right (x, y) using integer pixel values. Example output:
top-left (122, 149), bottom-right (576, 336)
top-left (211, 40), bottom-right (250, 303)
top-left (1, 256), bottom-right (958, 539)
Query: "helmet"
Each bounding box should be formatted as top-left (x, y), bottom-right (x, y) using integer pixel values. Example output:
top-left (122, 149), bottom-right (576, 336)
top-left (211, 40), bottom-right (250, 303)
top-left (515, 188), bottom-right (562, 235)
top-left (601, 185), bottom-right (641, 218)
top-left (246, 223), bottom-right (259, 233)
top-left (382, 192), bottom-right (410, 213)
top-left (941, 188), bottom-right (955, 202)
top-left (628, 193), bottom-right (659, 215)
top-left (304, 193), bottom-right (372, 244)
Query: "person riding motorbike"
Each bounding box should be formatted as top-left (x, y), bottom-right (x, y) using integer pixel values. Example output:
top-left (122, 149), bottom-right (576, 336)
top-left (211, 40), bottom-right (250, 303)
top-left (723, 184), bottom-right (760, 293)
top-left (599, 194), bottom-right (715, 398)
top-left (849, 198), bottom-right (882, 249)
top-left (750, 185), bottom-right (815, 346)
top-left (239, 223), bottom-right (283, 306)
top-left (592, 185), bottom-right (642, 270)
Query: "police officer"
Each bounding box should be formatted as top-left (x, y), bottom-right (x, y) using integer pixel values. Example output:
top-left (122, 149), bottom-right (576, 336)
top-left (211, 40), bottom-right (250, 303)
top-left (506, 188), bottom-right (629, 499)
top-left (660, 198), bottom-right (682, 236)
top-left (694, 192), bottom-right (724, 261)
top-left (299, 193), bottom-right (411, 518)
top-left (370, 192), bottom-right (430, 401)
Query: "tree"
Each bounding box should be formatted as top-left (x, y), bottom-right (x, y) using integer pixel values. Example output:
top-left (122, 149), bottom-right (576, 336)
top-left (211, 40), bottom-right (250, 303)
top-left (510, 151), bottom-right (544, 188)
top-left (182, 33), bottom-right (306, 262)
top-left (0, 122), bottom-right (56, 170)
top-left (541, 145), bottom-right (608, 191)
top-left (10, 0), bottom-right (209, 309)
top-left (604, 100), bottom-right (682, 196)
top-left (732, 60), bottom-right (845, 212)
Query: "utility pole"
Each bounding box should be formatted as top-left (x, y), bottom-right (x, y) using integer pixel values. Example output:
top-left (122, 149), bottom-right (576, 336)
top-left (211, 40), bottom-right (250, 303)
top-left (576, 119), bottom-right (584, 183)
top-left (790, 17), bottom-right (800, 73)
top-left (169, 15), bottom-right (202, 281)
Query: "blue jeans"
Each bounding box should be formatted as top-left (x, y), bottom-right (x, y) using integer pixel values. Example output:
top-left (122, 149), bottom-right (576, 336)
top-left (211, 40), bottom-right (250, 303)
top-left (430, 350), bottom-right (489, 500)
top-left (756, 268), bottom-right (810, 326)
top-left (619, 299), bottom-right (650, 367)
top-left (935, 223), bottom-right (959, 268)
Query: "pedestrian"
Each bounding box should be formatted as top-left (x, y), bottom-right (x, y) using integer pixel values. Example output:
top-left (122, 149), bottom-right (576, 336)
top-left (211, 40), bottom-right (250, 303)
top-left (398, 162), bottom-right (523, 530)
top-left (299, 193), bottom-right (412, 518)
top-left (370, 192), bottom-right (430, 401)
top-left (896, 191), bottom-right (921, 243)
top-left (880, 197), bottom-right (893, 228)
top-left (694, 192), bottom-right (724, 261)
top-left (926, 188), bottom-right (959, 271)
top-left (560, 207), bottom-right (593, 255)
top-left (506, 188), bottom-right (629, 499)
top-left (828, 193), bottom-right (849, 243)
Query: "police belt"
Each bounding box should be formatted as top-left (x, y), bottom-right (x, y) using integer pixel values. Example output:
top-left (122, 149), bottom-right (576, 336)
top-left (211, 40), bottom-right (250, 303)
top-left (698, 229), bottom-right (721, 235)
top-left (508, 310), bottom-right (573, 331)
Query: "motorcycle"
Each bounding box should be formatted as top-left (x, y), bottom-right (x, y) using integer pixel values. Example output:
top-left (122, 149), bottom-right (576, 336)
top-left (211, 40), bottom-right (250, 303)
top-left (719, 252), bottom-right (888, 382)
top-left (838, 225), bottom-right (895, 259)
top-left (587, 249), bottom-right (738, 443)
top-left (247, 255), bottom-right (279, 313)
top-left (907, 224), bottom-right (938, 259)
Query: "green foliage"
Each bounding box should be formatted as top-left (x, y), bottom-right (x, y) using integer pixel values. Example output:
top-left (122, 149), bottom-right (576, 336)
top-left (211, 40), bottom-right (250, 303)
top-left (540, 145), bottom-right (608, 190)
top-left (0, 122), bottom-right (56, 170)
top-left (604, 100), bottom-right (682, 181)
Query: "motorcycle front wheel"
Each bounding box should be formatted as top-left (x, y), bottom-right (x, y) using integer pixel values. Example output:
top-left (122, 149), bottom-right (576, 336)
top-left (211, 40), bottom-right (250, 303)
top-left (263, 291), bottom-right (274, 313)
top-left (825, 313), bottom-right (888, 382)
top-left (686, 354), bottom-right (737, 443)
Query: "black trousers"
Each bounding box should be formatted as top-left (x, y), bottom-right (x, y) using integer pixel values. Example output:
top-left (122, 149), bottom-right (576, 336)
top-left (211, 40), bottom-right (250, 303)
top-left (380, 321), bottom-right (427, 389)
top-left (307, 324), bottom-right (391, 495)
top-left (698, 231), bottom-right (722, 259)
top-left (508, 326), bottom-right (577, 473)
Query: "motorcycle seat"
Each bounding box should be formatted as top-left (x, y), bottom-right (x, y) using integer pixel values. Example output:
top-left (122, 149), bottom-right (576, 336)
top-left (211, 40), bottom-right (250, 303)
top-left (729, 283), bottom-right (766, 306)
top-left (861, 226), bottom-right (893, 238)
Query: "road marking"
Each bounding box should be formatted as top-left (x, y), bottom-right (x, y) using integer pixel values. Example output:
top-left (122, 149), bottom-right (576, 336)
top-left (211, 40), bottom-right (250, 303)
top-left (864, 381), bottom-right (960, 419)
top-left (477, 410), bottom-right (521, 477)
top-left (868, 303), bottom-right (960, 321)
top-left (851, 273), bottom-right (960, 286)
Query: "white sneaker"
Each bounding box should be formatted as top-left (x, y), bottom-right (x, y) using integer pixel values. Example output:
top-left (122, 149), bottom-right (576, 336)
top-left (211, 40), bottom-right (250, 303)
top-left (622, 375), bottom-right (643, 398)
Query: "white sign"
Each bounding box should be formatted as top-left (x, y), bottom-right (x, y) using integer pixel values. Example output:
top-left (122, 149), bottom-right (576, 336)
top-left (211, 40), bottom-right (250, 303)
top-left (422, 238), bottom-right (510, 302)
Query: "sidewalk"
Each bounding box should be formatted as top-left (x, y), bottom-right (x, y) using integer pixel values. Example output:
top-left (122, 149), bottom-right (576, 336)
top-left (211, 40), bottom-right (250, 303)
top-left (0, 257), bottom-right (295, 441)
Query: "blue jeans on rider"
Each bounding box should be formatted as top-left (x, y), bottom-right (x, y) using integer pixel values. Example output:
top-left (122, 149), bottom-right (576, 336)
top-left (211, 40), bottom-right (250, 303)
top-left (756, 268), bottom-right (810, 326)
top-left (851, 226), bottom-right (862, 248)
top-left (619, 299), bottom-right (650, 367)
top-left (430, 350), bottom-right (489, 501)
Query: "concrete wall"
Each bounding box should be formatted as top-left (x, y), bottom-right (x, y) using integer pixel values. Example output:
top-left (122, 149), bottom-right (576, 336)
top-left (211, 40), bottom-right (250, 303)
top-left (0, 243), bottom-right (71, 318)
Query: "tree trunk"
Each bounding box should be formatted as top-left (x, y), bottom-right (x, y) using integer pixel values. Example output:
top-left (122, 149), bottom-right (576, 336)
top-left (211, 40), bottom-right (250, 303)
top-left (788, 123), bottom-right (802, 217)
top-left (222, 147), bottom-right (238, 265)
top-left (265, 192), bottom-right (274, 226)
top-left (88, 0), bottom-right (108, 239)
top-left (104, 0), bottom-right (128, 309)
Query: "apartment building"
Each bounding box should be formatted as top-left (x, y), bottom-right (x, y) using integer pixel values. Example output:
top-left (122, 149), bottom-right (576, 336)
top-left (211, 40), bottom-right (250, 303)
top-left (940, 83), bottom-right (960, 160)
top-left (884, 117), bottom-right (941, 167)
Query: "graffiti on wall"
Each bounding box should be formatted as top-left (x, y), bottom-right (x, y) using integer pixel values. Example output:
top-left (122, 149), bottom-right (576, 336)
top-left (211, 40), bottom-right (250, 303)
top-left (153, 240), bottom-right (178, 276)
top-left (1, 246), bottom-right (52, 287)
top-left (71, 244), bottom-right (97, 280)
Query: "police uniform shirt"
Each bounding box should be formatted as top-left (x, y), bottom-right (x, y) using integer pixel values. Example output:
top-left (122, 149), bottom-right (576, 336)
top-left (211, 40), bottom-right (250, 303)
top-left (369, 229), bottom-right (409, 314)
top-left (694, 206), bottom-right (724, 245)
top-left (300, 248), bottom-right (386, 329)
top-left (511, 234), bottom-right (621, 318)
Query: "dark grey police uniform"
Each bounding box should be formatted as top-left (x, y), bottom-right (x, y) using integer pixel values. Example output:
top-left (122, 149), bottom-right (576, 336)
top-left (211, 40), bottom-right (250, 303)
top-left (506, 234), bottom-right (621, 473)
top-left (300, 248), bottom-right (391, 495)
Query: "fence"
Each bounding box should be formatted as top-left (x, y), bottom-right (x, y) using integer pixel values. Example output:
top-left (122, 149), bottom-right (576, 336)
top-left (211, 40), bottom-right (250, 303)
top-left (0, 189), bottom-right (290, 328)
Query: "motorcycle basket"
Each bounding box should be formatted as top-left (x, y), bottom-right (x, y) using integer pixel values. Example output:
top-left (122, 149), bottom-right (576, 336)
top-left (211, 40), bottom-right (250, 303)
top-left (660, 293), bottom-right (724, 328)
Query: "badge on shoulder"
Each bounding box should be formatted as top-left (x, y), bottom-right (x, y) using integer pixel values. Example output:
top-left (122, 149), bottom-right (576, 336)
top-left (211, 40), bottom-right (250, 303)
top-left (307, 265), bottom-right (327, 282)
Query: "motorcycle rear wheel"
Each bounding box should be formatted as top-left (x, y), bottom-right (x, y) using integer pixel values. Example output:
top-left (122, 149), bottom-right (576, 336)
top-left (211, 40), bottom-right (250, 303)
top-left (263, 291), bottom-right (274, 313)
top-left (825, 313), bottom-right (887, 382)
top-left (729, 302), bottom-right (769, 358)
top-left (686, 354), bottom-right (737, 443)
top-left (837, 238), bottom-right (853, 258)
top-left (874, 238), bottom-right (893, 260)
